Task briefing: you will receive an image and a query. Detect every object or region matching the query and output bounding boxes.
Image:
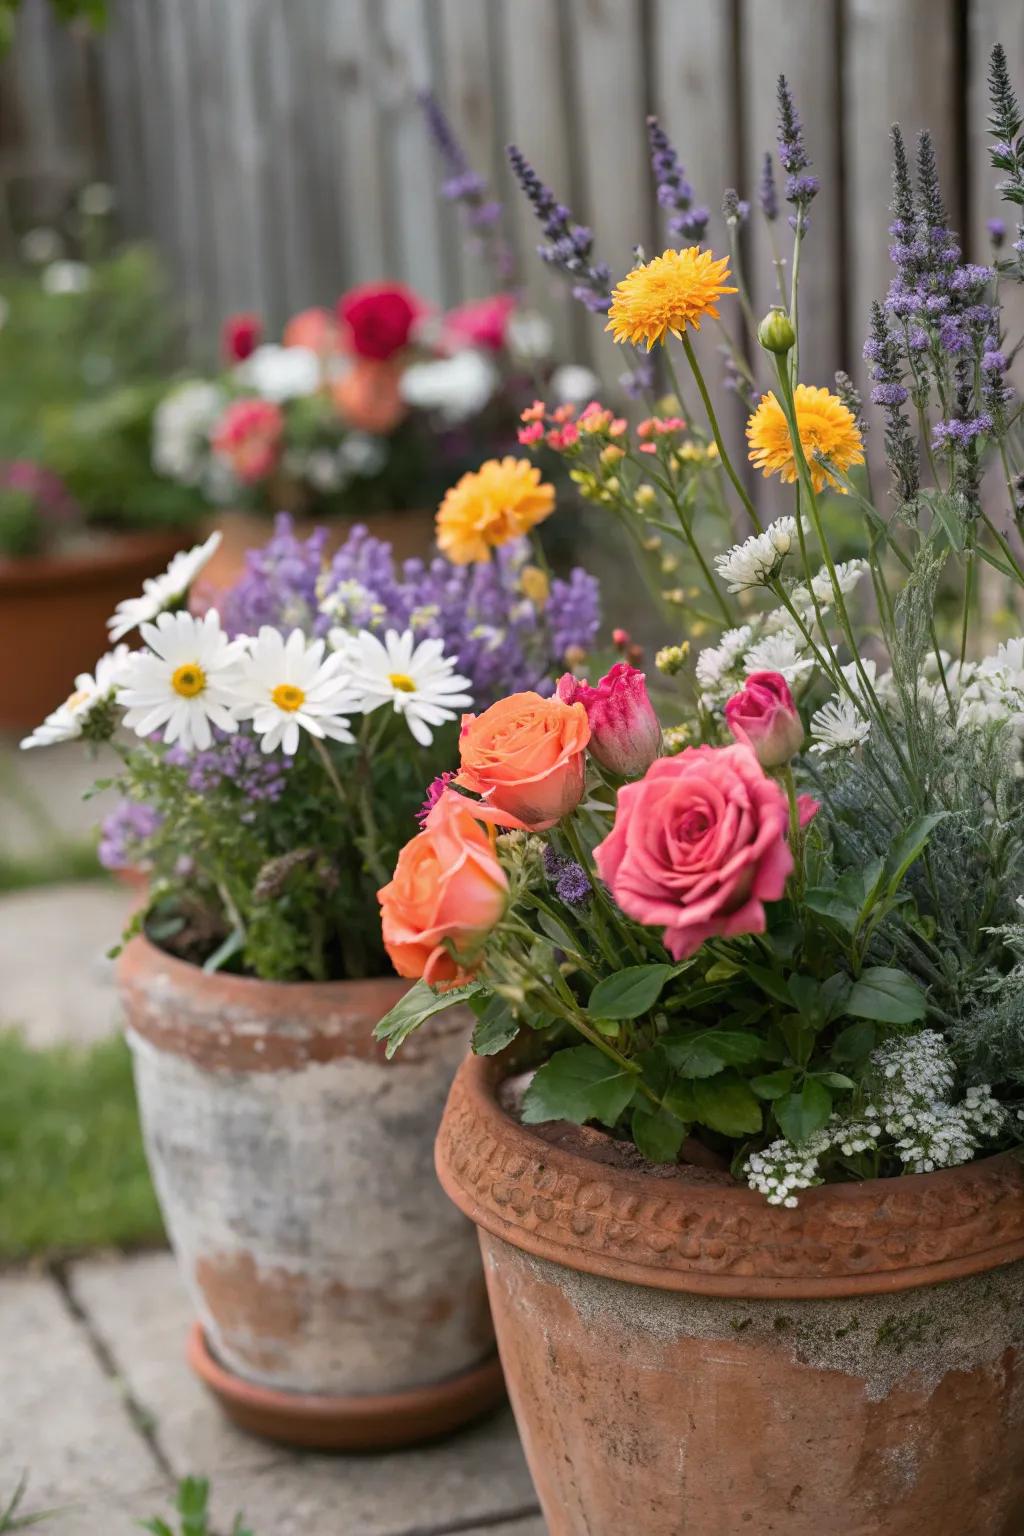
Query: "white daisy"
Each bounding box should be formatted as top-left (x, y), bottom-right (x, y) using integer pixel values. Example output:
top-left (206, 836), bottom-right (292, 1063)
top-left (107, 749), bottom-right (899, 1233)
top-left (229, 627), bottom-right (362, 755)
top-left (107, 531), bottom-right (223, 642)
top-left (119, 611), bottom-right (247, 752)
top-left (20, 646), bottom-right (129, 749)
top-left (809, 695), bottom-right (871, 755)
top-left (744, 631), bottom-right (815, 684)
top-left (714, 517), bottom-right (800, 592)
top-left (330, 627), bottom-right (472, 747)
top-left (839, 657), bottom-right (878, 704)
top-left (694, 624), bottom-right (754, 705)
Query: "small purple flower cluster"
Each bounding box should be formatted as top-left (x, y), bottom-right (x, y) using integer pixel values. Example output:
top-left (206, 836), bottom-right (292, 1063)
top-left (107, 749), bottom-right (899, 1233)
top-left (646, 116), bottom-right (709, 244)
top-left (776, 76), bottom-right (819, 225)
top-left (419, 91), bottom-right (514, 281)
top-left (165, 728), bottom-right (293, 816)
top-left (222, 515), bottom-right (600, 707)
top-left (759, 153), bottom-right (779, 223)
top-left (98, 799), bottom-right (163, 871)
top-left (542, 845), bottom-right (591, 907)
top-left (506, 144), bottom-right (612, 314)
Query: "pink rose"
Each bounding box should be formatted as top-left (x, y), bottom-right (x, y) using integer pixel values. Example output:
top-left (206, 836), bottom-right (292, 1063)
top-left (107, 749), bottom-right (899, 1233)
top-left (210, 398), bottom-right (283, 484)
top-left (724, 671), bottom-right (804, 768)
top-left (444, 293), bottom-right (516, 353)
top-left (557, 662), bottom-right (661, 778)
top-left (593, 744), bottom-right (793, 959)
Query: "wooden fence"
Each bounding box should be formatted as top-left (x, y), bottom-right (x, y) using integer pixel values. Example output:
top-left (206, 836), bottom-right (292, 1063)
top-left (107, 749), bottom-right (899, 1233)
top-left (2, 0), bottom-right (1024, 394)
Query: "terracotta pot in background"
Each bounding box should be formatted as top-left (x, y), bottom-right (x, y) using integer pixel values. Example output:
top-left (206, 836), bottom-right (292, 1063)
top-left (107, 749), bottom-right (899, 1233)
top-left (437, 1053), bottom-right (1024, 1536)
top-left (0, 528), bottom-right (190, 731)
top-left (117, 936), bottom-right (501, 1449)
top-left (197, 506), bottom-right (437, 597)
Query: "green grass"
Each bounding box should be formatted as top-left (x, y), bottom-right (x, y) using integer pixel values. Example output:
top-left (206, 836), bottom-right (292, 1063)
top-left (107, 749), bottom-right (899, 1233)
top-left (0, 842), bottom-right (103, 894)
top-left (0, 1029), bottom-right (164, 1260)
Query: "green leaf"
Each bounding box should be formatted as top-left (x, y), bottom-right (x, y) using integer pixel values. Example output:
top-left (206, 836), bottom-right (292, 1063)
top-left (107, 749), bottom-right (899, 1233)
top-left (588, 964), bottom-right (677, 1021)
top-left (521, 1045), bottom-right (638, 1128)
top-left (663, 1029), bottom-right (763, 1078)
top-left (745, 965), bottom-right (793, 1005)
top-left (691, 1072), bottom-right (763, 1136)
top-left (787, 973), bottom-right (821, 1020)
top-left (470, 997), bottom-right (520, 1057)
top-left (831, 1019), bottom-right (876, 1065)
top-left (631, 1102), bottom-right (687, 1163)
top-left (201, 929), bottom-right (244, 975)
top-left (846, 967), bottom-right (926, 1025)
top-left (820, 972), bottom-right (853, 1022)
top-left (750, 1067), bottom-right (796, 1101)
top-left (775, 1078), bottom-right (833, 1144)
top-left (921, 488), bottom-right (966, 552)
top-left (704, 958), bottom-right (741, 982)
top-left (884, 813), bottom-right (948, 893)
top-left (817, 1072), bottom-right (856, 1090)
top-left (804, 887), bottom-right (860, 933)
top-left (373, 979), bottom-right (482, 1059)
top-left (536, 908), bottom-right (583, 955)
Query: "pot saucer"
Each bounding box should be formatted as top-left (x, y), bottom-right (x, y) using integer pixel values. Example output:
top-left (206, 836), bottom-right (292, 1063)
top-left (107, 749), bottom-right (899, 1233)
top-left (187, 1324), bottom-right (505, 1451)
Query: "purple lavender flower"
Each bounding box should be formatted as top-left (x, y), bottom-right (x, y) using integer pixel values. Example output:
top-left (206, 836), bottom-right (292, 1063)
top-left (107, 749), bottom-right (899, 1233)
top-left (542, 846), bottom-right (591, 907)
top-left (220, 514), bottom-right (329, 638)
top-left (776, 76), bottom-right (819, 219)
top-left (932, 415), bottom-right (993, 450)
top-left (759, 152), bottom-right (779, 222)
top-left (621, 355), bottom-right (656, 399)
top-left (419, 91), bottom-right (515, 283)
top-left (646, 116), bottom-right (709, 244)
top-left (165, 728), bottom-right (293, 818)
top-left (986, 218), bottom-right (1006, 249)
top-left (506, 144), bottom-right (612, 314)
top-left (98, 800), bottom-right (163, 871)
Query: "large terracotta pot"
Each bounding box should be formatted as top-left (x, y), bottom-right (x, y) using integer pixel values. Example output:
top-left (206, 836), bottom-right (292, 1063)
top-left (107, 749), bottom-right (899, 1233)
top-left (437, 1053), bottom-right (1024, 1536)
top-left (0, 528), bottom-right (190, 731)
top-left (117, 936), bottom-right (501, 1448)
top-left (197, 506), bottom-right (437, 597)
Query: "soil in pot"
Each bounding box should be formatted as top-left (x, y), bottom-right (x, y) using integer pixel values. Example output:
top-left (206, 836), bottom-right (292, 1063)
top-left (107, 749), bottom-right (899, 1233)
top-left (118, 936), bottom-right (501, 1449)
top-left (437, 1053), bottom-right (1024, 1536)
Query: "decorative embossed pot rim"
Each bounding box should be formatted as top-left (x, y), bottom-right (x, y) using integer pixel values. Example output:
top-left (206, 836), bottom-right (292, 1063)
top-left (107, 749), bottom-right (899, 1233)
top-left (436, 1052), bottom-right (1024, 1301)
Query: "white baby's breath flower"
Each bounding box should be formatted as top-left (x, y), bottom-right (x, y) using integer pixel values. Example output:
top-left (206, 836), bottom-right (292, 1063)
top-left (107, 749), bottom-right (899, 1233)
top-left (809, 694), bottom-right (871, 755)
top-left (744, 630), bottom-right (814, 684)
top-left (229, 627), bottom-right (361, 755)
top-left (118, 610), bottom-right (247, 752)
top-left (714, 517), bottom-right (800, 592)
top-left (330, 627), bottom-right (472, 747)
top-left (20, 647), bottom-right (129, 749)
top-left (400, 351), bottom-right (497, 423)
top-left (152, 381), bottom-right (225, 485)
top-left (236, 343), bottom-right (321, 402)
top-left (107, 532), bottom-right (222, 642)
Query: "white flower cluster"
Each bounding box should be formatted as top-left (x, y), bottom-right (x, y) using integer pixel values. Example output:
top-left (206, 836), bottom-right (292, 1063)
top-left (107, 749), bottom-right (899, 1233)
top-left (744, 1030), bottom-right (1007, 1206)
top-left (714, 518), bottom-right (802, 592)
top-left (695, 609), bottom-right (815, 706)
top-left (21, 536), bottom-right (472, 755)
top-left (152, 381), bottom-right (226, 488)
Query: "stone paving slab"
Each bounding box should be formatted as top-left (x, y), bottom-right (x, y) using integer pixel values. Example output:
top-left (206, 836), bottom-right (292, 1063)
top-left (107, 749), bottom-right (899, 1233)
top-left (0, 881), bottom-right (131, 1046)
top-left (71, 1252), bottom-right (542, 1536)
top-left (0, 1272), bottom-right (171, 1528)
top-left (0, 734), bottom-right (118, 861)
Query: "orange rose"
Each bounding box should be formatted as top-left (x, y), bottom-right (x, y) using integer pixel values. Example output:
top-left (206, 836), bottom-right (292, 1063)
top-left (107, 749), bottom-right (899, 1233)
top-left (456, 691), bottom-right (591, 830)
top-left (283, 306), bottom-right (341, 355)
top-left (378, 791), bottom-right (508, 988)
top-left (331, 358), bottom-right (406, 435)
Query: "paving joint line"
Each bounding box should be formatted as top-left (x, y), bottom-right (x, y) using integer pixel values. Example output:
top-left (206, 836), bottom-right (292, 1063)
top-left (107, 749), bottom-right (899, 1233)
top-left (383, 1501), bottom-right (543, 1536)
top-left (49, 1258), bottom-right (178, 1488)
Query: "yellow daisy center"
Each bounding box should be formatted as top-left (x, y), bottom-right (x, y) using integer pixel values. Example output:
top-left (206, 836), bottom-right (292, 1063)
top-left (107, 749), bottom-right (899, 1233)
top-left (605, 247), bottom-right (738, 350)
top-left (65, 688), bottom-right (90, 710)
top-left (388, 672), bottom-right (417, 693)
top-left (272, 682), bottom-right (306, 712)
top-left (171, 663), bottom-right (206, 698)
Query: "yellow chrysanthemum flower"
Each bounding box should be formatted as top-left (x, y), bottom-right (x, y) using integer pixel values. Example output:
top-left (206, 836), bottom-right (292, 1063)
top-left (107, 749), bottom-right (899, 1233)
top-left (746, 384), bottom-right (865, 494)
top-left (605, 247), bottom-right (738, 349)
top-left (436, 457), bottom-right (556, 565)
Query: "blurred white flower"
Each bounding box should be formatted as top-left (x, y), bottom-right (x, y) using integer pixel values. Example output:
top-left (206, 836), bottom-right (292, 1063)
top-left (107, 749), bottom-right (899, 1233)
top-left (152, 380), bottom-right (225, 485)
top-left (20, 227), bottom-right (61, 265)
top-left (42, 260), bottom-right (91, 295)
top-left (400, 350), bottom-right (497, 423)
top-left (339, 432), bottom-right (387, 478)
top-left (744, 630), bottom-right (814, 684)
top-left (78, 182), bottom-right (116, 218)
top-left (236, 344), bottom-right (321, 402)
top-left (551, 364), bottom-right (601, 406)
top-left (108, 532), bottom-right (223, 641)
top-left (506, 309), bottom-right (553, 362)
top-left (305, 449), bottom-right (349, 494)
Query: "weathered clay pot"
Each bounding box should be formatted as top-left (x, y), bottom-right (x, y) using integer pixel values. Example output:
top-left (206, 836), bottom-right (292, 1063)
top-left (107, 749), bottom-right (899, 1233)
top-left (118, 936), bottom-right (500, 1448)
top-left (437, 1053), bottom-right (1024, 1536)
top-left (0, 527), bottom-right (191, 731)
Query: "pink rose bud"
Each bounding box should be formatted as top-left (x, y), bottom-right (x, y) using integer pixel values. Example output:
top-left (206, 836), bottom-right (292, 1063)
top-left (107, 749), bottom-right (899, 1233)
top-left (557, 662), bottom-right (662, 778)
top-left (724, 671), bottom-right (804, 768)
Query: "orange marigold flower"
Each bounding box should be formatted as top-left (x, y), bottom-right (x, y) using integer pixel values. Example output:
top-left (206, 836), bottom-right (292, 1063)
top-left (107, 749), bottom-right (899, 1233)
top-left (436, 456), bottom-right (556, 565)
top-left (605, 247), bottom-right (737, 349)
top-left (746, 384), bottom-right (865, 494)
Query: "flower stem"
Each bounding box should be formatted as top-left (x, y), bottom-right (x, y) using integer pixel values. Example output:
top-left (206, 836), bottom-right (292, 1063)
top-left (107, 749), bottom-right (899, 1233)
top-left (679, 333), bottom-right (763, 532)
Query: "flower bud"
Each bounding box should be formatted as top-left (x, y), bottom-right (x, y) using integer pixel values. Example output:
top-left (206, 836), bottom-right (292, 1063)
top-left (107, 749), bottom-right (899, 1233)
top-left (656, 643), bottom-right (690, 676)
top-left (757, 306), bottom-right (796, 356)
top-left (634, 484), bottom-right (657, 510)
top-left (611, 628), bottom-right (631, 650)
top-left (600, 443), bottom-right (625, 468)
top-left (724, 670), bottom-right (804, 768)
top-left (557, 662), bottom-right (661, 778)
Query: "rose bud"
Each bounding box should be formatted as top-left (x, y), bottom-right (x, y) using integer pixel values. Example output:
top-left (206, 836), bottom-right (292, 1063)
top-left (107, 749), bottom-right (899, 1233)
top-left (557, 662), bottom-right (661, 779)
top-left (456, 691), bottom-right (590, 830)
top-left (222, 311), bottom-right (262, 363)
top-left (724, 671), bottom-right (804, 768)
